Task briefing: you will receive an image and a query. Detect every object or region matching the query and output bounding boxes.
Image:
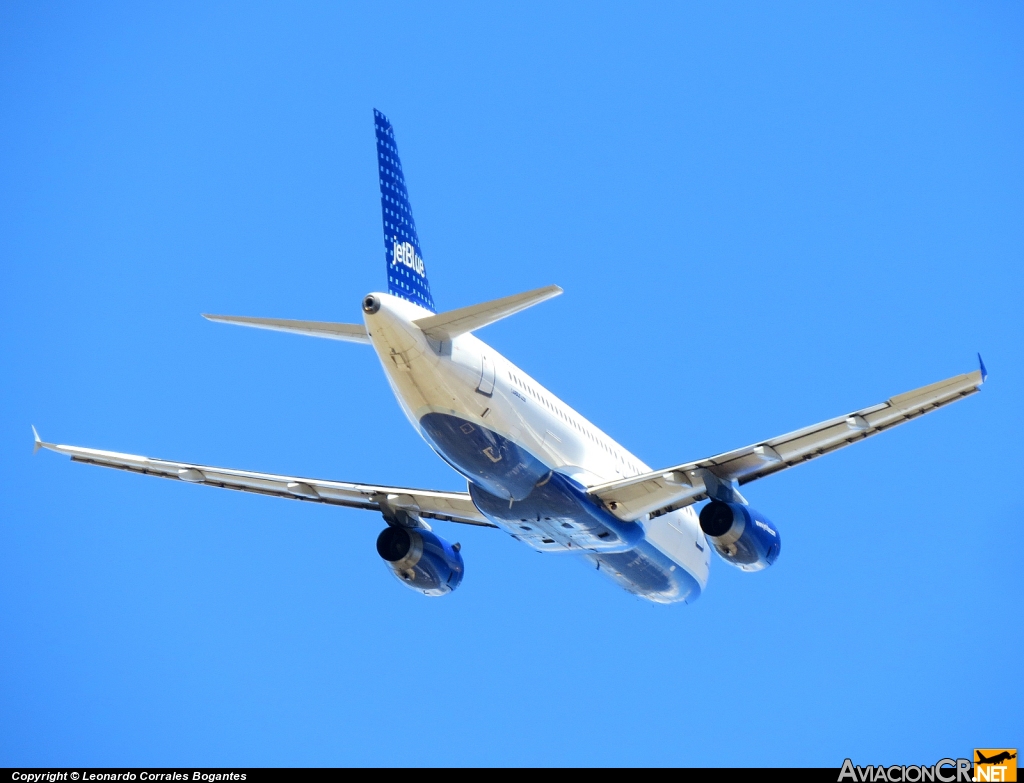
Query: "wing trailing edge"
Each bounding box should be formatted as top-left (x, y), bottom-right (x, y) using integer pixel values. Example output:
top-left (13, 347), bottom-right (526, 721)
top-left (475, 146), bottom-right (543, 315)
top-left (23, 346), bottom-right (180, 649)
top-left (590, 363), bottom-right (986, 521)
top-left (33, 435), bottom-right (495, 527)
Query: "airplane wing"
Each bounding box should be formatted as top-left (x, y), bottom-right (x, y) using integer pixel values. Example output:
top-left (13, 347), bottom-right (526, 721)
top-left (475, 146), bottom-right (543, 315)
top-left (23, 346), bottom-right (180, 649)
top-left (32, 431), bottom-right (495, 528)
top-left (590, 361), bottom-right (986, 521)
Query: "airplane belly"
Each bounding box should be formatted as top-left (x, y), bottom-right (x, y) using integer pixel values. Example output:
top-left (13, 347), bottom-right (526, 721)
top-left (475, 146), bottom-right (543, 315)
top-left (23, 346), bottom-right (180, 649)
top-left (585, 543), bottom-right (703, 605)
top-left (420, 411), bottom-right (549, 501)
top-left (468, 467), bottom-right (644, 553)
top-left (472, 472), bottom-right (703, 604)
top-left (434, 416), bottom-right (703, 603)
top-left (643, 508), bottom-right (710, 591)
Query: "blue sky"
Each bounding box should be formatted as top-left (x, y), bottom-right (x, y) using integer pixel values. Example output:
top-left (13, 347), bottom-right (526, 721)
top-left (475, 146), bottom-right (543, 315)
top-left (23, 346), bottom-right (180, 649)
top-left (2, 1), bottom-right (1021, 767)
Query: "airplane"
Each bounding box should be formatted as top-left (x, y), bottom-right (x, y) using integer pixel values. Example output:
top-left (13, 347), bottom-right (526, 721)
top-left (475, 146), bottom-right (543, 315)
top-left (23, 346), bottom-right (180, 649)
top-left (32, 109), bottom-right (988, 604)
top-left (976, 752), bottom-right (1016, 765)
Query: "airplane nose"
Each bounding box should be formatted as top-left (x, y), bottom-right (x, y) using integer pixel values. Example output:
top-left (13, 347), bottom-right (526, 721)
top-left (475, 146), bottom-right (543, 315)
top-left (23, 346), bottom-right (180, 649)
top-left (362, 294), bottom-right (381, 314)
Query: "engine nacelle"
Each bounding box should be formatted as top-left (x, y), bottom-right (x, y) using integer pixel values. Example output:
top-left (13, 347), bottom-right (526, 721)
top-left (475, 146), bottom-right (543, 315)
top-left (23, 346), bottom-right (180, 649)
top-left (698, 501), bottom-right (781, 572)
top-left (376, 525), bottom-right (465, 596)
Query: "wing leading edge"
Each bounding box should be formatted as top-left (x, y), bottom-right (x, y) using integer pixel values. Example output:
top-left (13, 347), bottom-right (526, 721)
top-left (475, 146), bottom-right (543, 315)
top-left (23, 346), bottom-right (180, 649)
top-left (590, 361), bottom-right (986, 521)
top-left (32, 433), bottom-right (494, 528)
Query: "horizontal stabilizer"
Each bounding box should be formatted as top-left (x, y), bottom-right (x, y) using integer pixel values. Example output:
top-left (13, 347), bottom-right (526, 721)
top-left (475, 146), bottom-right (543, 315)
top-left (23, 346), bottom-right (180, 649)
top-left (413, 285), bottom-right (562, 341)
top-left (202, 314), bottom-right (371, 344)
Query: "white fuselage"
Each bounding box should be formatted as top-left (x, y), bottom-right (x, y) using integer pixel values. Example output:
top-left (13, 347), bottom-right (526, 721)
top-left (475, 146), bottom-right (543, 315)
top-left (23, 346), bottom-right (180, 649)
top-left (363, 293), bottom-right (709, 602)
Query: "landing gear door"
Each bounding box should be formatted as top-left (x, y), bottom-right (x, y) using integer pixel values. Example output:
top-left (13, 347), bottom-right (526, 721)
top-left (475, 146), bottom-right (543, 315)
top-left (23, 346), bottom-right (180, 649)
top-left (476, 353), bottom-right (495, 397)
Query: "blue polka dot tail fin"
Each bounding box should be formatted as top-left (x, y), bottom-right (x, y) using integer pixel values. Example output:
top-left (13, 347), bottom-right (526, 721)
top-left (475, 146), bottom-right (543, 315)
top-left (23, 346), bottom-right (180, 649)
top-left (374, 109), bottom-right (436, 313)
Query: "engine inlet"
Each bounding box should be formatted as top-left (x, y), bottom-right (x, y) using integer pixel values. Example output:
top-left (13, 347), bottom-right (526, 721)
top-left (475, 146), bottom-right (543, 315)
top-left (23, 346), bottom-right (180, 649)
top-left (699, 501), bottom-right (736, 537)
top-left (376, 526), bottom-right (411, 562)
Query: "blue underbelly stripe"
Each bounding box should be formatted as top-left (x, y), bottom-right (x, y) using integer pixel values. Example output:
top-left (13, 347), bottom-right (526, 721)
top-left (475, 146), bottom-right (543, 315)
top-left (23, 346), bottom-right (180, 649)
top-left (419, 411), bottom-right (548, 501)
top-left (419, 411), bottom-right (701, 604)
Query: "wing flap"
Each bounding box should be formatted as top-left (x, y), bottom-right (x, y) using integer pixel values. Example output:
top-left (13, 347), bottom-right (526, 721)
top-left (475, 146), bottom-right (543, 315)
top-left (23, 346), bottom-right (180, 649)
top-left (38, 438), bottom-right (494, 527)
top-left (590, 365), bottom-right (985, 520)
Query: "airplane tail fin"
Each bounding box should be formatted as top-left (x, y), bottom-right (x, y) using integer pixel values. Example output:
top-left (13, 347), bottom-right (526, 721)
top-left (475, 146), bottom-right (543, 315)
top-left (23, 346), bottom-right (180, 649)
top-left (374, 109), bottom-right (436, 313)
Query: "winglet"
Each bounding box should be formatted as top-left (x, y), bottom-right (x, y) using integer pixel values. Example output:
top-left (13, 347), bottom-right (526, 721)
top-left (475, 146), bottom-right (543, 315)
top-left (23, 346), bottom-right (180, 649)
top-left (31, 425), bottom-right (43, 455)
top-left (978, 353), bottom-right (988, 383)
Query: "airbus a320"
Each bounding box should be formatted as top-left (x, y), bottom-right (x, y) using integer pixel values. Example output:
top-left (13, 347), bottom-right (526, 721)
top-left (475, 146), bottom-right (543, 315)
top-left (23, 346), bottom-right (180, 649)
top-left (34, 110), bottom-right (987, 604)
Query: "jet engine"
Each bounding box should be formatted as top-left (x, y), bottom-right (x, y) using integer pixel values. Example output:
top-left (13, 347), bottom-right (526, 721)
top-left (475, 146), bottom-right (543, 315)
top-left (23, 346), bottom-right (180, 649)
top-left (698, 501), bottom-right (781, 572)
top-left (375, 525), bottom-right (465, 596)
